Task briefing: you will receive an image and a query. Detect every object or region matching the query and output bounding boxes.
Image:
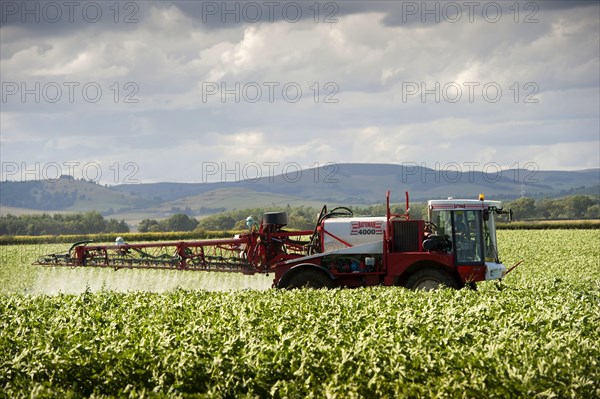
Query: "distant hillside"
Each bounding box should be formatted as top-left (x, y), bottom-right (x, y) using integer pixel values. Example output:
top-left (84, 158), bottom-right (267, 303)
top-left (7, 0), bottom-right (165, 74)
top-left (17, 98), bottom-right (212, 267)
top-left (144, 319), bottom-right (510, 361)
top-left (115, 164), bottom-right (599, 203)
top-left (1, 164), bottom-right (598, 225)
top-left (0, 176), bottom-right (157, 214)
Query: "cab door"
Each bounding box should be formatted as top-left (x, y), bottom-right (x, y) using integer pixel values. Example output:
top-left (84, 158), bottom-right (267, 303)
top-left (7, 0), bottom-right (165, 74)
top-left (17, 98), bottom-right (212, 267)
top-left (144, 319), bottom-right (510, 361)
top-left (452, 210), bottom-right (484, 265)
top-left (430, 209), bottom-right (484, 265)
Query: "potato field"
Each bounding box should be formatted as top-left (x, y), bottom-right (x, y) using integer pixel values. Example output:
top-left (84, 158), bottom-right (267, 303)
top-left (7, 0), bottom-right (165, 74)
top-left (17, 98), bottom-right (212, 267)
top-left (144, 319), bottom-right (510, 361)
top-left (1, 230), bottom-right (599, 398)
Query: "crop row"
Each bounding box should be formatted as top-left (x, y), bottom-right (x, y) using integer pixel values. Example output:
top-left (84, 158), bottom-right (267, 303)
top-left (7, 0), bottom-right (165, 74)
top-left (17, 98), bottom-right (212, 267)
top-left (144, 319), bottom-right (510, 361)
top-left (0, 230), bottom-right (598, 398)
top-left (1, 285), bottom-right (599, 399)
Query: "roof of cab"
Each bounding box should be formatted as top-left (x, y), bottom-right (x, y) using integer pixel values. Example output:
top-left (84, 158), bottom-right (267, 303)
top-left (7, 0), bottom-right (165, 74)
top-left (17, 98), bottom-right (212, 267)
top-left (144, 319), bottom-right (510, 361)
top-left (428, 199), bottom-right (502, 210)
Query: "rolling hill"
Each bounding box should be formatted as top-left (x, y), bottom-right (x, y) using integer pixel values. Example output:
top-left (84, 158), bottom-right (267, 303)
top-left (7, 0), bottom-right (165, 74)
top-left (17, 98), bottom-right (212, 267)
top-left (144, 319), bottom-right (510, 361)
top-left (1, 164), bottom-right (598, 225)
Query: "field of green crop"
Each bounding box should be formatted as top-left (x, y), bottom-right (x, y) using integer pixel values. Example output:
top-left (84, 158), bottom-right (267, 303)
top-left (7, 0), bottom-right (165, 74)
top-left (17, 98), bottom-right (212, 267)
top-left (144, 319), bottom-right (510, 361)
top-left (1, 230), bottom-right (599, 398)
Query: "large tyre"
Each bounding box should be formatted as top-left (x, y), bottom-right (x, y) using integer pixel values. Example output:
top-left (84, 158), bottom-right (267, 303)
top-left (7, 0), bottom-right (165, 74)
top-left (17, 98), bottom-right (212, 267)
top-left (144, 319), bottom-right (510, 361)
top-left (285, 269), bottom-right (335, 289)
top-left (404, 268), bottom-right (460, 291)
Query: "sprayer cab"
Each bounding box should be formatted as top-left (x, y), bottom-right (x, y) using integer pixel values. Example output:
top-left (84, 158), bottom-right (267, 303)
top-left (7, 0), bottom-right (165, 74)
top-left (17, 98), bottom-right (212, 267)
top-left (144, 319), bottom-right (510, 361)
top-left (427, 196), bottom-right (506, 281)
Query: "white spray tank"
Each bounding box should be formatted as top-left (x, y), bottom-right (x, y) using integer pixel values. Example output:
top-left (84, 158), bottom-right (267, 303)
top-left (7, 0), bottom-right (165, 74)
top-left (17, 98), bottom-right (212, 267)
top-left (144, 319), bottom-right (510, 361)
top-left (321, 217), bottom-right (387, 253)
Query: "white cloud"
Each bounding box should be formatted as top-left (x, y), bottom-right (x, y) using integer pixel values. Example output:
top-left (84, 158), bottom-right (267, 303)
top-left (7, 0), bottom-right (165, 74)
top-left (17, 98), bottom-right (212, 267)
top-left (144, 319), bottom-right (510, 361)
top-left (0, 2), bottom-right (598, 183)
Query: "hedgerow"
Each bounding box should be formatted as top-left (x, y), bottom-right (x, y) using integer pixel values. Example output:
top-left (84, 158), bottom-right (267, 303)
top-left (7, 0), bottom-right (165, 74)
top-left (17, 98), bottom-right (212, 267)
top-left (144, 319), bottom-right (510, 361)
top-left (0, 230), bottom-right (241, 245)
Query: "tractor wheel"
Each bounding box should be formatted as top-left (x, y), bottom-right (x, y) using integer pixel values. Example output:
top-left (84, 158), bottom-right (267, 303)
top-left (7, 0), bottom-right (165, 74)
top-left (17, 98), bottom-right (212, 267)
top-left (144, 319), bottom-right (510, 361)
top-left (285, 269), bottom-right (335, 289)
top-left (404, 268), bottom-right (460, 291)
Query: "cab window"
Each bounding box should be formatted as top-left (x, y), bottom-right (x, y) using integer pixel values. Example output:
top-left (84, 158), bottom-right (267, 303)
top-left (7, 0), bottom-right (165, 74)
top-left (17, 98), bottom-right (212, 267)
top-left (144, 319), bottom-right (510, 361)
top-left (453, 210), bottom-right (483, 264)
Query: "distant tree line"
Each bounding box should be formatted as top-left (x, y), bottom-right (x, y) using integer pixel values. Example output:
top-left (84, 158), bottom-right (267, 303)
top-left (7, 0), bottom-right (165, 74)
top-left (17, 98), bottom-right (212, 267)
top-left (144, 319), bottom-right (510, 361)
top-left (178, 195), bottom-right (597, 231)
top-left (504, 195), bottom-right (599, 221)
top-left (2, 195), bottom-right (596, 236)
top-left (0, 212), bottom-right (129, 236)
top-left (138, 214), bottom-right (199, 232)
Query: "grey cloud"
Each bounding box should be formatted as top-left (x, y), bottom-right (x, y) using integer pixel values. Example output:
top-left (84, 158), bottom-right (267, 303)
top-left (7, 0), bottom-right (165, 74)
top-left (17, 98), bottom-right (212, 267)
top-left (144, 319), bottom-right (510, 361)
top-left (2, 1), bottom-right (596, 32)
top-left (1, 0), bottom-right (598, 182)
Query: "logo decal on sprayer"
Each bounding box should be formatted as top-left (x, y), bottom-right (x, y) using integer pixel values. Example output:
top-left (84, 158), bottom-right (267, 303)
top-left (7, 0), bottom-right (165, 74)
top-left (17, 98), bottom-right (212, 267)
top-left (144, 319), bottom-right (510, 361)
top-left (350, 221), bottom-right (384, 235)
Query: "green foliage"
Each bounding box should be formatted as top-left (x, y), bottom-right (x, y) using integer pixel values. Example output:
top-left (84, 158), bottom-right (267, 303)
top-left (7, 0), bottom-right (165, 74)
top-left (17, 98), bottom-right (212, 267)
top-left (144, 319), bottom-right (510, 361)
top-left (1, 287), bottom-right (599, 397)
top-left (504, 195), bottom-right (599, 221)
top-left (0, 212), bottom-right (129, 236)
top-left (0, 231), bottom-right (599, 397)
top-left (509, 197), bottom-right (536, 220)
top-left (564, 195), bottom-right (596, 218)
top-left (137, 218), bottom-right (162, 233)
top-left (138, 214), bottom-right (199, 233)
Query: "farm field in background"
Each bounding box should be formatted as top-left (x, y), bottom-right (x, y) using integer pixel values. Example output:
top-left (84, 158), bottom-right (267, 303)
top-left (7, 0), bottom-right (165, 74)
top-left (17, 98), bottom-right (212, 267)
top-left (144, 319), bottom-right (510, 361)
top-left (1, 230), bottom-right (599, 398)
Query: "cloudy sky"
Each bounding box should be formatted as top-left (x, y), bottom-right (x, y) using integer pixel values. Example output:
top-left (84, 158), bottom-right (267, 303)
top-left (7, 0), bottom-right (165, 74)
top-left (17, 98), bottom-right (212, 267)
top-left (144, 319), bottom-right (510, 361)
top-left (1, 1), bottom-right (598, 184)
